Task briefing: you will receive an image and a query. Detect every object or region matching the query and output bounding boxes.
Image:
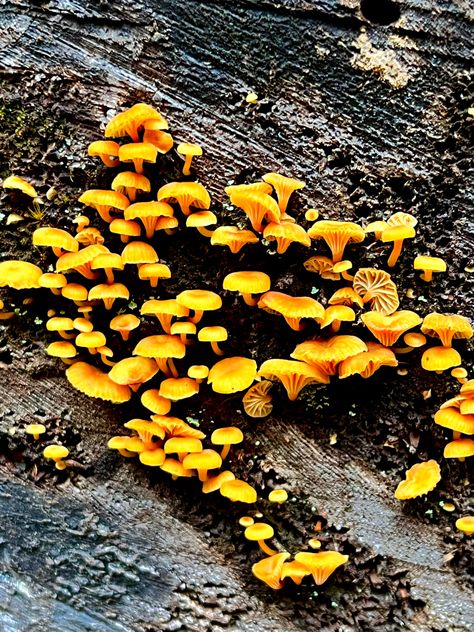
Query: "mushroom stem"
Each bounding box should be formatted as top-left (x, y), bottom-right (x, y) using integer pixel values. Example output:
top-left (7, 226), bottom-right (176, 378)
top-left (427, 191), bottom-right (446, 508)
top-left (242, 293), bottom-right (258, 307)
top-left (420, 270), bottom-right (433, 282)
top-left (197, 227), bottom-right (214, 238)
top-left (59, 331), bottom-right (76, 340)
top-left (182, 155), bottom-right (193, 176)
top-left (148, 278), bottom-right (159, 288)
top-left (211, 341), bottom-right (225, 356)
top-left (168, 358), bottom-right (179, 378)
top-left (220, 445), bottom-right (231, 460)
top-left (104, 269), bottom-right (115, 284)
top-left (453, 431), bottom-right (461, 440)
top-left (341, 271), bottom-right (354, 281)
top-left (133, 159), bottom-right (144, 174)
top-left (126, 187), bottom-right (137, 202)
top-left (387, 239), bottom-right (404, 267)
top-left (120, 235), bottom-right (130, 243)
top-left (52, 247), bottom-right (64, 258)
top-left (331, 321), bottom-right (341, 333)
top-left (197, 469), bottom-right (209, 482)
top-left (100, 354), bottom-right (115, 367)
top-left (258, 540), bottom-right (277, 556)
top-left (189, 310), bottom-right (204, 324)
top-left (96, 206), bottom-right (114, 223)
top-left (50, 288), bottom-right (62, 296)
top-left (284, 317), bottom-right (304, 331)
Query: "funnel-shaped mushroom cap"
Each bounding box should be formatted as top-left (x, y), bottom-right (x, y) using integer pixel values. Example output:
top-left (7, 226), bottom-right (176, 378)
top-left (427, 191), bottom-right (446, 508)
top-left (133, 335), bottom-right (186, 359)
top-left (211, 226), bottom-right (259, 253)
top-left (66, 362), bottom-right (131, 403)
top-left (119, 142), bottom-right (158, 170)
top-left (434, 408), bottom-right (474, 435)
top-left (245, 522), bottom-right (274, 541)
top-left (308, 220), bottom-right (365, 262)
top-left (259, 359), bottom-right (329, 400)
top-left (143, 121), bottom-right (174, 153)
top-left (150, 415), bottom-right (206, 439)
top-left (421, 346), bottom-right (461, 372)
top-left (223, 271), bottom-right (271, 295)
top-left (421, 313), bottom-right (473, 347)
top-left (455, 516), bottom-right (474, 535)
top-left (263, 222), bottom-right (311, 253)
top-left (183, 449), bottom-right (222, 472)
top-left (229, 190), bottom-right (281, 232)
top-left (88, 283), bottom-right (129, 306)
top-left (303, 255), bottom-right (338, 279)
top-left (79, 189), bottom-right (130, 211)
top-left (121, 241), bottom-right (158, 265)
top-left (353, 268), bottom-right (399, 315)
top-left (294, 551), bottom-right (349, 585)
top-left (211, 426), bottom-right (244, 446)
top-left (281, 561), bottom-right (311, 585)
top-left (252, 553), bottom-right (291, 590)
top-left (0, 260), bottom-right (43, 289)
top-left (443, 438), bottom-right (474, 459)
top-left (158, 181), bottom-right (211, 215)
top-left (159, 377), bottom-right (199, 401)
top-left (292, 336), bottom-right (368, 376)
top-left (108, 357), bottom-right (158, 386)
top-left (361, 310), bottom-right (422, 347)
top-left (124, 419), bottom-right (165, 442)
top-left (394, 460), bottom-right (441, 500)
top-left (104, 103), bottom-right (166, 140)
top-left (2, 175), bottom-right (38, 197)
top-left (33, 227), bottom-right (79, 253)
top-left (262, 172), bottom-right (305, 213)
top-left (242, 381), bottom-right (273, 418)
top-left (56, 244), bottom-right (109, 274)
top-left (140, 389), bottom-right (172, 415)
top-left (319, 305), bottom-right (356, 329)
top-left (176, 289), bottom-right (222, 312)
top-left (258, 292), bottom-right (324, 330)
top-left (208, 357), bottom-right (257, 394)
top-left (328, 287), bottom-right (364, 308)
top-left (339, 342), bottom-right (398, 379)
top-left (220, 479), bottom-right (257, 503)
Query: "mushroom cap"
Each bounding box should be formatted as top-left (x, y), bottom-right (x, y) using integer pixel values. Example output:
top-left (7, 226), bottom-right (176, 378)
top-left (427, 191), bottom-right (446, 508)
top-left (229, 190), bottom-right (281, 230)
top-left (328, 288), bottom-right (364, 308)
top-left (242, 380), bottom-right (273, 418)
top-left (421, 312), bottom-right (473, 346)
top-left (121, 241), bottom-right (158, 265)
top-left (188, 365), bottom-right (209, 380)
top-left (0, 260), bottom-right (43, 289)
top-left (33, 227), bottom-right (79, 253)
top-left (88, 283), bottom-right (129, 303)
top-left (25, 423), bottom-right (46, 436)
top-left (202, 470), bottom-right (236, 494)
top-left (252, 552), bottom-right (290, 590)
top-left (76, 227), bottom-right (105, 246)
top-left (353, 268), bottom-right (399, 315)
top-left (186, 211), bottom-right (217, 228)
top-left (308, 220), bottom-right (365, 245)
top-left (387, 211), bottom-right (417, 228)
top-left (292, 336), bottom-right (368, 376)
top-left (159, 377), bottom-right (199, 401)
top-left (124, 437), bottom-right (149, 453)
top-left (170, 321), bottom-right (196, 336)
top-left (56, 244), bottom-right (109, 273)
top-left (268, 489), bottom-right (288, 504)
top-left (141, 298), bottom-right (189, 319)
top-left (381, 224), bottom-right (416, 242)
top-left (365, 220), bottom-right (389, 235)
top-left (73, 317), bottom-right (94, 333)
top-left (125, 201), bottom-right (174, 221)
top-left (263, 222), bottom-right (311, 249)
top-left (88, 140), bottom-right (120, 158)
top-left (79, 190), bottom-right (130, 212)
top-left (139, 448), bottom-right (166, 467)
top-left (176, 289), bottom-right (222, 312)
top-left (414, 256), bottom-right (446, 273)
top-left (332, 260), bottom-right (352, 274)
top-left (183, 448), bottom-right (222, 471)
top-left (111, 171), bottom-right (151, 193)
top-left (239, 516), bottom-right (255, 527)
top-left (303, 255), bottom-right (337, 277)
top-left (124, 419), bottom-right (166, 442)
top-left (294, 551), bottom-right (349, 585)
top-left (140, 389), bottom-right (172, 415)
top-left (259, 358), bottom-right (329, 400)
top-left (361, 310), bottom-right (422, 347)
top-left (281, 561), bottom-right (312, 585)
top-left (223, 271), bottom-right (271, 295)
top-left (460, 380), bottom-right (474, 396)
top-left (138, 263), bottom-right (172, 281)
top-left (143, 124), bottom-right (174, 153)
top-left (150, 415), bottom-right (206, 439)
top-left (394, 460), bottom-right (441, 500)
top-left (258, 292), bottom-right (325, 321)
top-left (66, 362), bottom-right (131, 402)
top-left (177, 142), bottom-right (203, 157)
top-left (452, 367), bottom-right (468, 380)
top-left (460, 398), bottom-right (474, 415)
top-left (104, 103), bottom-right (166, 138)
top-left (46, 317), bottom-right (74, 332)
top-left (220, 479), bottom-right (257, 503)
top-left (108, 356), bottom-right (158, 386)
top-left (91, 253), bottom-right (124, 271)
top-left (434, 408), bottom-right (474, 434)
top-left (160, 458), bottom-right (193, 478)
top-left (211, 426), bottom-right (244, 446)
top-left (455, 516), bottom-right (474, 536)
top-left (403, 332), bottom-right (427, 348)
top-left (262, 172), bottom-right (305, 192)
top-left (244, 522), bottom-right (274, 541)
top-left (43, 445), bottom-right (69, 460)
top-left (158, 181), bottom-right (211, 210)
top-left (210, 226), bottom-right (259, 251)
top-left (443, 438), bottom-right (474, 459)
top-left (109, 219), bottom-right (141, 237)
top-left (61, 283), bottom-right (89, 301)
top-left (133, 335), bottom-right (186, 359)
top-left (421, 346), bottom-right (461, 372)
top-left (75, 331), bottom-right (107, 349)
top-left (198, 326), bottom-right (228, 343)
top-left (119, 142), bottom-right (158, 164)
top-left (208, 357), bottom-right (257, 394)
top-left (225, 182), bottom-right (273, 196)
top-left (319, 305), bottom-right (356, 329)
top-left (110, 313), bottom-right (140, 333)
top-left (338, 342), bottom-right (398, 379)
top-left (46, 341), bottom-right (77, 358)
top-left (164, 437), bottom-right (203, 454)
top-left (39, 273), bottom-right (68, 289)
top-left (2, 175), bottom-right (38, 197)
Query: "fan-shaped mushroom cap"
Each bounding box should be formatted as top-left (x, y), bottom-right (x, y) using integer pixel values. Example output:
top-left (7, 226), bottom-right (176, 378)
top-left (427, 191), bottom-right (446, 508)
top-left (229, 190), bottom-right (280, 232)
top-left (88, 283), bottom-right (129, 310)
top-left (421, 313), bottom-right (473, 347)
top-left (303, 255), bottom-right (339, 280)
top-left (108, 356), bottom-right (158, 389)
top-left (186, 211), bottom-right (217, 236)
top-left (263, 222), bottom-right (311, 253)
top-left (141, 298), bottom-right (189, 333)
top-left (252, 553), bottom-right (291, 590)
top-left (434, 408), bottom-right (474, 435)
top-left (258, 292), bottom-right (324, 331)
top-left (455, 516), bottom-right (474, 535)
top-left (159, 377), bottom-right (199, 401)
top-left (259, 359), bottom-right (329, 400)
top-left (158, 181), bottom-right (211, 216)
top-left (202, 470), bottom-right (236, 494)
top-left (33, 227), bottom-right (79, 255)
top-left (353, 268), bottom-right (399, 315)
top-left (56, 244), bottom-right (109, 278)
top-left (280, 560), bottom-right (311, 585)
top-left (118, 142), bottom-right (158, 173)
top-left (79, 190), bottom-right (130, 223)
top-left (262, 172), bottom-right (305, 213)
top-left (124, 419), bottom-right (165, 443)
top-left (109, 218), bottom-right (141, 242)
top-left (143, 119), bottom-right (174, 153)
top-left (140, 389), bottom-right (172, 415)
top-left (210, 226), bottom-right (259, 253)
top-left (0, 260), bottom-right (43, 289)
top-left (361, 310), bottom-right (422, 347)
top-left (110, 314), bottom-right (140, 340)
top-left (134, 335), bottom-right (186, 360)
top-left (318, 305), bottom-right (356, 331)
top-left (223, 271), bottom-right (271, 302)
top-left (62, 283), bottom-right (89, 303)
top-left (339, 342), bottom-right (398, 379)
top-left (105, 103), bottom-right (166, 141)
top-left (39, 273), bottom-right (68, 293)
top-left (164, 437), bottom-right (203, 455)
top-left (242, 380), bottom-right (273, 417)
top-left (208, 357), bottom-right (257, 394)
top-left (150, 415), bottom-right (205, 439)
top-left (220, 479), bottom-right (257, 503)
top-left (294, 551), bottom-right (349, 585)
top-left (76, 228), bottom-right (105, 246)
top-left (291, 336), bottom-right (368, 376)
top-left (121, 241), bottom-right (158, 265)
top-left (329, 287), bottom-right (364, 308)
top-left (414, 256), bottom-right (447, 282)
top-left (394, 460), bottom-right (441, 500)
top-left (111, 171), bottom-right (151, 201)
top-left (308, 220), bottom-right (365, 263)
top-left (183, 449), bottom-right (222, 481)
top-left (225, 182), bottom-right (273, 196)
top-left (443, 438), bottom-right (474, 459)
top-left (46, 341), bottom-right (77, 359)
top-left (125, 201), bottom-right (174, 238)
top-left (2, 175), bottom-right (37, 198)
top-left (66, 362), bottom-right (131, 402)
top-left (87, 140), bottom-right (120, 167)
top-left (421, 346), bottom-right (461, 372)
top-left (160, 458), bottom-right (193, 479)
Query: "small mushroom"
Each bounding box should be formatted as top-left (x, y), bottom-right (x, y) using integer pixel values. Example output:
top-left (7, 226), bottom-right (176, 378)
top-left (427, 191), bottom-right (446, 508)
top-left (211, 426), bottom-right (244, 460)
top-left (245, 522), bottom-right (277, 556)
top-left (414, 256), bottom-right (446, 282)
top-left (177, 142), bottom-right (203, 175)
top-left (25, 423), bottom-right (46, 440)
top-left (43, 445), bottom-right (69, 470)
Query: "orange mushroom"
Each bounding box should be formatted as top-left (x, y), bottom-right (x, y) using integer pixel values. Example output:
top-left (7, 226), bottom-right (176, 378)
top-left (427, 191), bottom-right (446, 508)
top-left (111, 171), bottom-right (151, 202)
top-left (104, 103), bottom-right (166, 142)
top-left (252, 553), bottom-right (290, 590)
top-left (0, 260), bottom-right (43, 289)
top-left (244, 523), bottom-right (277, 556)
top-left (121, 241), bottom-right (158, 266)
top-left (198, 326), bottom-right (228, 355)
top-left (381, 224), bottom-right (415, 267)
top-left (141, 298), bottom-right (189, 333)
top-left (33, 227), bottom-right (79, 258)
top-left (124, 201), bottom-right (174, 239)
top-left (318, 305), bottom-right (355, 333)
top-left (159, 377), bottom-right (200, 401)
top-left (110, 314), bottom-right (140, 341)
top-left (211, 426), bottom-right (244, 459)
top-left (263, 222), bottom-right (311, 253)
top-left (338, 342), bottom-right (398, 379)
top-left (109, 218), bottom-right (141, 243)
top-left (294, 551), bottom-right (348, 585)
top-left (421, 312), bottom-right (473, 347)
top-left (177, 142), bottom-right (202, 175)
top-left (141, 390), bottom-right (172, 415)
top-left (176, 289), bottom-right (222, 323)
top-left (143, 119), bottom-right (174, 153)
top-left (39, 272), bottom-right (68, 295)
top-left (208, 357), bottom-right (257, 394)
top-left (394, 460), bottom-right (441, 500)
top-left (210, 226), bottom-right (259, 253)
top-left (66, 361), bottom-right (131, 402)
top-left (56, 244), bottom-right (109, 280)
top-left (259, 359), bottom-right (329, 400)
top-left (291, 336), bottom-right (368, 377)
top-left (133, 335), bottom-right (186, 377)
top-left (353, 268), bottom-right (399, 315)
top-left (258, 291), bottom-right (324, 331)
top-left (158, 181), bottom-right (211, 216)
top-left (262, 172), bottom-right (305, 214)
top-left (79, 190), bottom-right (130, 223)
top-left (223, 271), bottom-right (271, 306)
top-left (308, 220), bottom-right (365, 263)
top-left (229, 190), bottom-right (280, 232)
top-left (88, 283), bottom-right (129, 310)
top-left (108, 356), bottom-right (159, 392)
top-left (220, 479), bottom-right (257, 503)
top-left (87, 140), bottom-right (120, 167)
top-left (182, 449), bottom-right (222, 482)
top-left (118, 142), bottom-right (158, 174)
top-left (186, 211), bottom-right (217, 237)
top-left (361, 310), bottom-right (422, 347)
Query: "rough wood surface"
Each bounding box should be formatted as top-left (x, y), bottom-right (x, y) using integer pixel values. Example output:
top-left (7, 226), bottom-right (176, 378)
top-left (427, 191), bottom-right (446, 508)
top-left (0, 0), bottom-right (473, 630)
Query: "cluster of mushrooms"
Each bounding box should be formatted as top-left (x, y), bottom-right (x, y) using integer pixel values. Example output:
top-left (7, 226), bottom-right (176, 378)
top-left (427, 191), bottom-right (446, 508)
top-left (0, 102), bottom-right (473, 589)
